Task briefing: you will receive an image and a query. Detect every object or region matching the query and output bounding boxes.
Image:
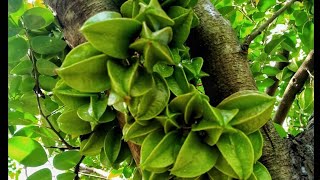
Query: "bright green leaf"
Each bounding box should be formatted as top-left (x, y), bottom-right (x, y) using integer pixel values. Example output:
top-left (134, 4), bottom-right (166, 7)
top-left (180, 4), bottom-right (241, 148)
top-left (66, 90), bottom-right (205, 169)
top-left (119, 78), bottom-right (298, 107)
top-left (30, 36), bottom-right (67, 54)
top-left (9, 136), bottom-right (48, 167)
top-left (8, 37), bottom-right (28, 63)
top-left (27, 168), bottom-right (51, 180)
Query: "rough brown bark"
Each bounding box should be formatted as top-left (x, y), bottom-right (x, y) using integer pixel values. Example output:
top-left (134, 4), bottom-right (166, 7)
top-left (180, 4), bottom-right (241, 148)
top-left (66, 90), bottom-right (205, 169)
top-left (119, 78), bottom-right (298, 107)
top-left (273, 50), bottom-right (314, 125)
top-left (288, 115), bottom-right (314, 179)
top-left (265, 50), bottom-right (290, 96)
top-left (44, 0), bottom-right (118, 48)
top-left (187, 0), bottom-right (256, 106)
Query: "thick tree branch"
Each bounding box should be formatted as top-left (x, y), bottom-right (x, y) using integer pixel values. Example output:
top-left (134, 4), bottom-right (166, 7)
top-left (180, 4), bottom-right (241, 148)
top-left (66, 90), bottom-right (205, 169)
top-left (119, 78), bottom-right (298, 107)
top-left (265, 50), bottom-right (290, 96)
top-left (273, 50), bottom-right (314, 125)
top-left (189, 1), bottom-right (294, 179)
top-left (243, 0), bottom-right (297, 50)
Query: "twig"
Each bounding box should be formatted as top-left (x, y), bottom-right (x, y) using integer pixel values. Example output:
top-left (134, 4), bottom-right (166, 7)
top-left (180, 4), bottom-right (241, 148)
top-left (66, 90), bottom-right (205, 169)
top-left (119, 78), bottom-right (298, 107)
top-left (273, 50), bottom-right (314, 125)
top-left (21, 18), bottom-right (74, 150)
top-left (44, 146), bottom-right (80, 151)
top-left (74, 156), bottom-right (85, 180)
top-left (242, 0), bottom-right (297, 50)
top-left (79, 164), bottom-right (109, 179)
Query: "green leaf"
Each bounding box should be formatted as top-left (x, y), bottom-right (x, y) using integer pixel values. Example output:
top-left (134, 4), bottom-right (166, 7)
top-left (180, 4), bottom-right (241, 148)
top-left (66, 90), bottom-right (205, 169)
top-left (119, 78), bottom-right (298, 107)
top-left (257, 0), bottom-right (276, 12)
top-left (39, 75), bottom-right (58, 91)
top-left (53, 82), bottom-right (92, 109)
top-left (300, 21), bottom-right (314, 50)
top-left (80, 126), bottom-right (107, 156)
top-left (217, 90), bottom-right (276, 134)
top-left (216, 131), bottom-right (254, 179)
top-left (10, 60), bottom-right (33, 75)
top-left (264, 36), bottom-right (285, 55)
top-left (22, 7), bottom-right (54, 30)
top-left (8, 18), bottom-right (22, 37)
top-left (77, 95), bottom-right (109, 122)
top-left (57, 110), bottom-right (92, 136)
top-left (8, 0), bottom-right (23, 14)
top-left (56, 54), bottom-right (110, 93)
top-left (207, 168), bottom-right (232, 180)
top-left (281, 36), bottom-right (297, 52)
top-left (27, 168), bottom-right (52, 180)
top-left (261, 66), bottom-right (280, 76)
top-left (56, 173), bottom-right (76, 180)
top-left (247, 130), bottom-right (263, 162)
top-left (141, 130), bottom-right (179, 172)
top-left (80, 11), bottom-right (142, 59)
top-left (104, 127), bottom-right (122, 163)
top-left (166, 66), bottom-right (192, 96)
top-left (8, 111), bottom-right (33, 125)
top-left (123, 121), bottom-right (162, 145)
top-left (252, 162), bottom-right (272, 180)
top-left (13, 126), bottom-right (40, 138)
top-left (36, 59), bottom-right (58, 76)
top-left (293, 11), bottom-right (308, 26)
top-left (215, 155), bottom-right (239, 179)
top-left (53, 151), bottom-right (82, 170)
top-left (192, 120), bottom-right (223, 146)
top-left (171, 132), bottom-right (219, 178)
top-left (8, 37), bottom-right (28, 63)
top-left (129, 73), bottom-right (170, 121)
top-left (298, 86), bottom-right (314, 111)
top-left (8, 136), bottom-right (48, 167)
top-left (169, 91), bottom-right (205, 124)
top-left (153, 63), bottom-right (174, 78)
top-left (273, 123), bottom-right (287, 138)
top-left (30, 36), bottom-right (67, 54)
top-left (167, 6), bottom-right (194, 46)
top-left (135, 0), bottom-right (174, 31)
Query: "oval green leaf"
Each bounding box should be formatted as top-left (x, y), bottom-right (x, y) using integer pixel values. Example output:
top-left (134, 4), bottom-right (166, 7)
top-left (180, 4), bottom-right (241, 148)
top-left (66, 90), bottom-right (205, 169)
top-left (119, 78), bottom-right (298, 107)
top-left (22, 7), bottom-right (54, 30)
top-left (171, 131), bottom-right (219, 178)
top-left (9, 136), bottom-right (48, 167)
top-left (57, 110), bottom-right (92, 136)
top-left (8, 37), bottom-right (28, 63)
top-left (27, 168), bottom-right (52, 180)
top-left (104, 127), bottom-right (122, 163)
top-left (216, 131), bottom-right (254, 179)
top-left (30, 36), bottom-right (67, 54)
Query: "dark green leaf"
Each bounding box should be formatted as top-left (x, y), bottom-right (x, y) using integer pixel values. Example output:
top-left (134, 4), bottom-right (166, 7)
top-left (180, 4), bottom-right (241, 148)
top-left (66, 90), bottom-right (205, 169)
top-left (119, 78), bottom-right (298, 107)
top-left (39, 75), bottom-right (58, 91)
top-left (293, 11), bottom-right (308, 26)
top-left (8, 37), bottom-right (28, 63)
top-left (81, 11), bottom-right (141, 59)
top-left (56, 173), bottom-right (76, 180)
top-left (9, 136), bottom-right (48, 167)
top-left (300, 21), bottom-right (314, 50)
top-left (31, 36), bottom-right (67, 54)
top-left (53, 151), bottom-right (82, 170)
top-left (27, 168), bottom-right (51, 180)
top-left (36, 59), bottom-right (58, 76)
top-left (247, 130), bottom-right (263, 162)
top-left (104, 127), bottom-right (122, 163)
top-left (265, 36), bottom-right (285, 55)
top-left (8, 0), bottom-right (23, 14)
top-left (261, 66), bottom-right (280, 76)
top-left (80, 126), bottom-right (106, 156)
top-left (217, 90), bottom-right (276, 134)
top-left (57, 110), bottom-right (92, 136)
top-left (273, 123), bottom-right (287, 138)
top-left (257, 0), bottom-right (276, 12)
top-left (10, 60), bottom-right (33, 75)
top-left (217, 131), bottom-right (254, 179)
top-left (171, 132), bottom-right (219, 178)
top-left (22, 7), bottom-right (54, 30)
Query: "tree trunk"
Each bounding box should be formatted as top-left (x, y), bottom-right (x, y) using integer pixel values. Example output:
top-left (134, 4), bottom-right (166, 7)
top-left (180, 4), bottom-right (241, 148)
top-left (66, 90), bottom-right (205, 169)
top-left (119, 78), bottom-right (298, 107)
top-left (44, 0), bottom-right (313, 179)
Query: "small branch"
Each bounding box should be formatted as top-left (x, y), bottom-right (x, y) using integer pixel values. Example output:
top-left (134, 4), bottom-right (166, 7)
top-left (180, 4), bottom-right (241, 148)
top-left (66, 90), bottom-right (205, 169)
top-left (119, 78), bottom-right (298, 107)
top-left (273, 50), bottom-right (314, 125)
top-left (242, 0), bottom-right (297, 50)
top-left (74, 156), bottom-right (85, 180)
top-left (79, 164), bottom-right (109, 179)
top-left (45, 146), bottom-right (80, 151)
top-left (237, 6), bottom-right (255, 24)
top-left (265, 50), bottom-right (290, 96)
top-left (21, 19), bottom-right (74, 150)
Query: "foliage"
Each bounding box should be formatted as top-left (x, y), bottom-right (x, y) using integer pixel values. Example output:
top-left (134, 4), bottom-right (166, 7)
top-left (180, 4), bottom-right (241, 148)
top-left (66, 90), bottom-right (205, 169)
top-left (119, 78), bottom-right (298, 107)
top-left (8, 0), bottom-right (313, 179)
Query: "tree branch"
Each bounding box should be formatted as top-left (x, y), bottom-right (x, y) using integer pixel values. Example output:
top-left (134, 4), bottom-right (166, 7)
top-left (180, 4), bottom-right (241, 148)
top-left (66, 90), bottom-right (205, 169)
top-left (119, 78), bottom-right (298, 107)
top-left (21, 20), bottom-right (74, 150)
top-left (273, 50), bottom-right (314, 125)
top-left (74, 156), bottom-right (85, 180)
top-left (265, 50), bottom-right (290, 96)
top-left (243, 0), bottom-right (297, 50)
top-left (79, 164), bottom-right (109, 179)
